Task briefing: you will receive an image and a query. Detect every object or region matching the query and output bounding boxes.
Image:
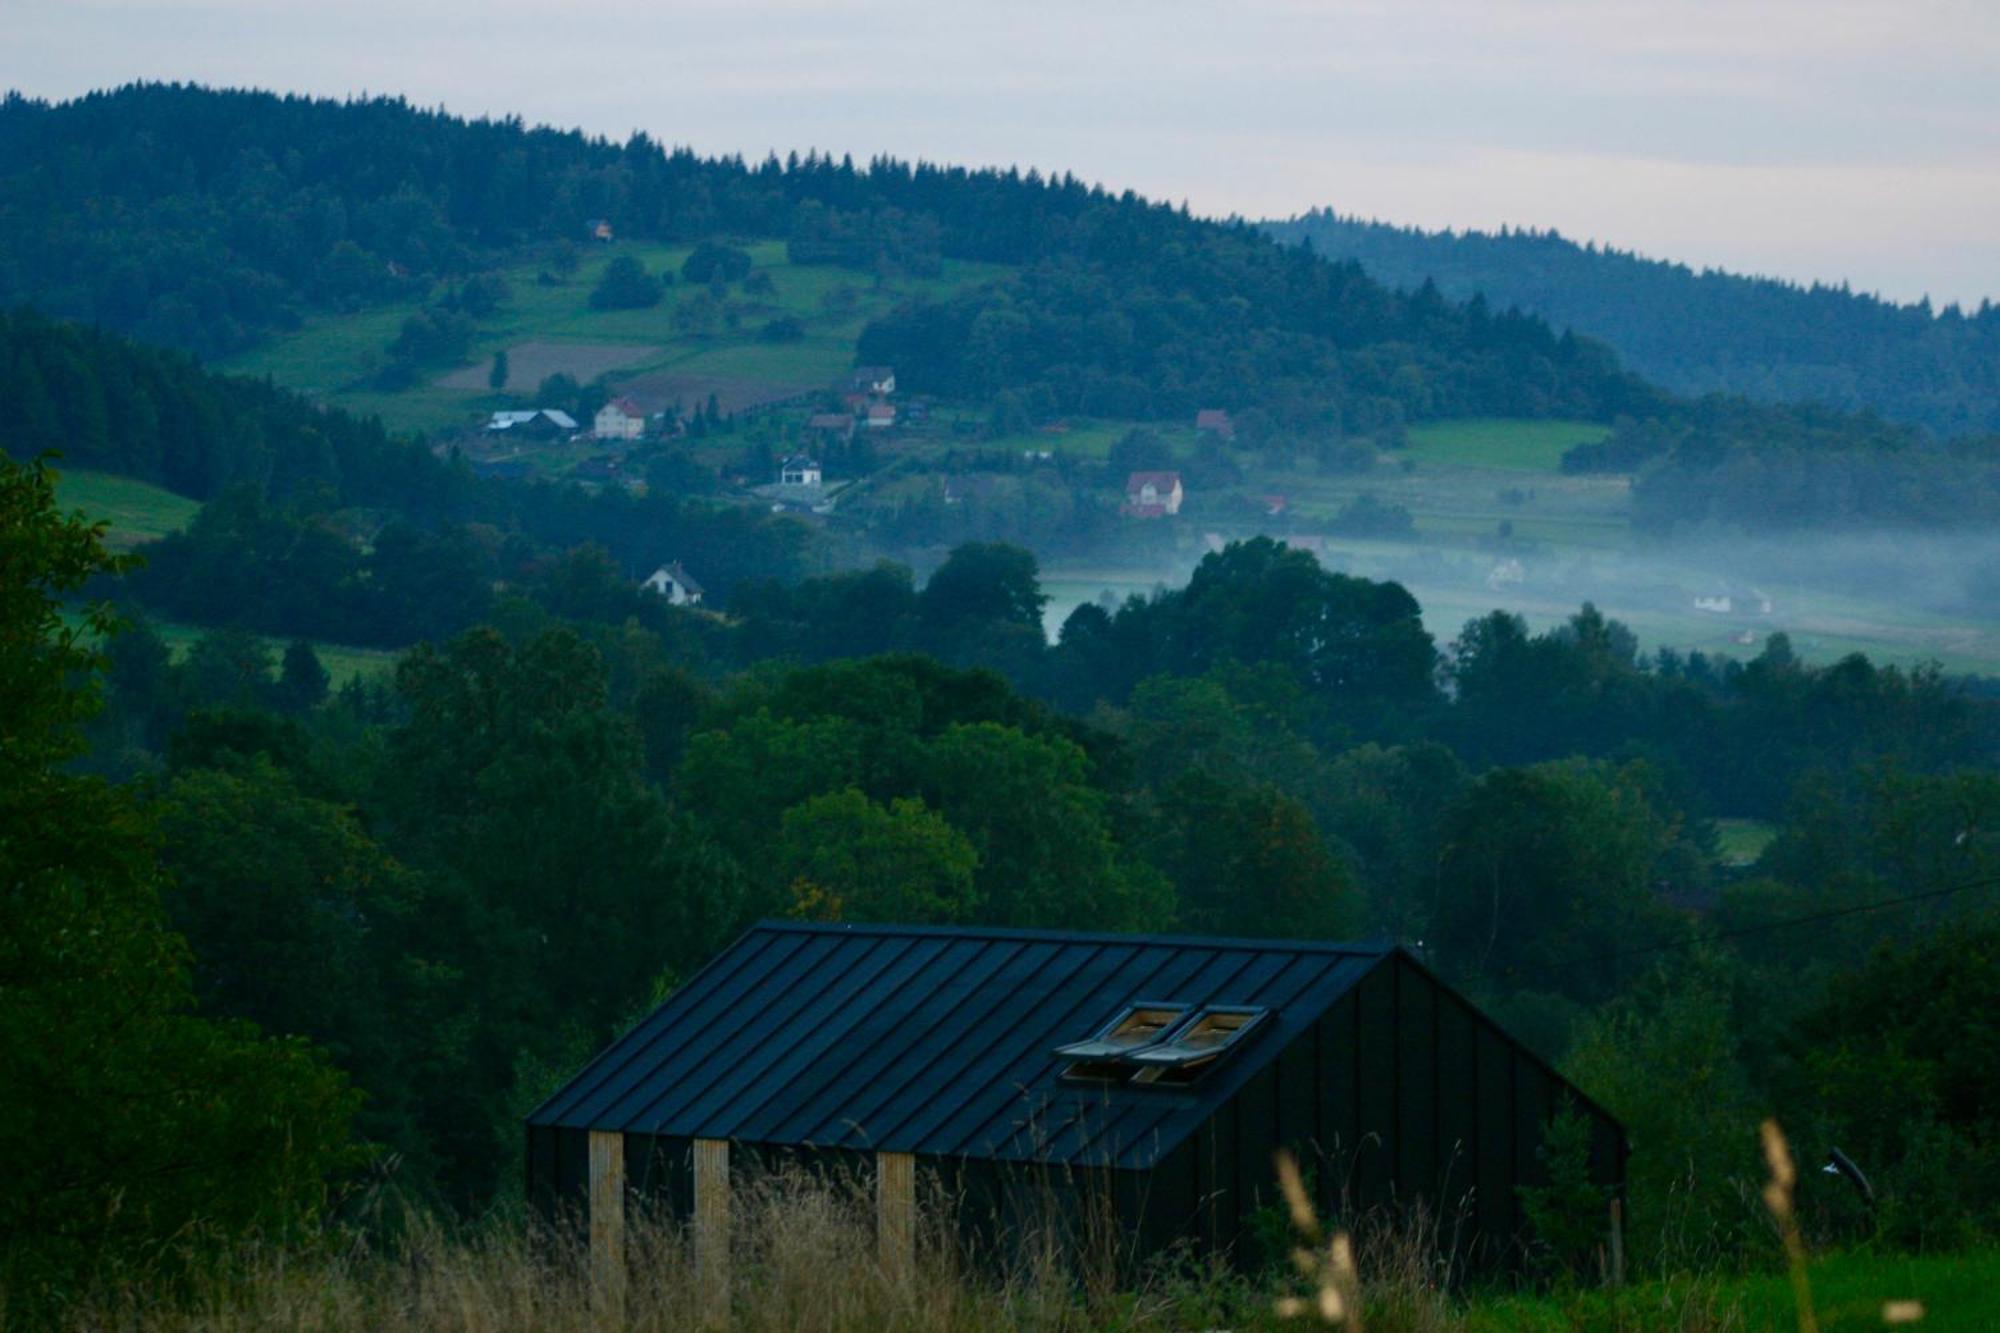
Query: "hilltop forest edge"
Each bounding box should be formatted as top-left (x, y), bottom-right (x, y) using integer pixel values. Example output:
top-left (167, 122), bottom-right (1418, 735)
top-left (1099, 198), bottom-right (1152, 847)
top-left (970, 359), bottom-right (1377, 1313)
top-left (4, 83), bottom-right (2000, 1316)
top-left (1265, 209), bottom-right (2000, 440)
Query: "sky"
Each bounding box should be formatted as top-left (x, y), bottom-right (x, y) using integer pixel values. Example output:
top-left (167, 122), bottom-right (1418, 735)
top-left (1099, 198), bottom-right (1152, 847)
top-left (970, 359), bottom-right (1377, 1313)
top-left (8, 0), bottom-right (1997, 308)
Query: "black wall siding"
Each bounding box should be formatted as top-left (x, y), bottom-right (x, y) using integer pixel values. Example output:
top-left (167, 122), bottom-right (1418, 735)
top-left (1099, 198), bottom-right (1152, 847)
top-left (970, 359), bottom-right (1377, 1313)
top-left (1474, 1021), bottom-right (1517, 1249)
top-left (1315, 995), bottom-right (1362, 1218)
top-left (1353, 967), bottom-right (1397, 1215)
top-left (1396, 959), bottom-right (1439, 1200)
top-left (1436, 990), bottom-right (1480, 1261)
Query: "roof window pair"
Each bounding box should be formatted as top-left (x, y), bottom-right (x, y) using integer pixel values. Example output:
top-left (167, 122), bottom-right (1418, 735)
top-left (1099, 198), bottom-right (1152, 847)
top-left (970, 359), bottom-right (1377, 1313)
top-left (1055, 1003), bottom-right (1267, 1086)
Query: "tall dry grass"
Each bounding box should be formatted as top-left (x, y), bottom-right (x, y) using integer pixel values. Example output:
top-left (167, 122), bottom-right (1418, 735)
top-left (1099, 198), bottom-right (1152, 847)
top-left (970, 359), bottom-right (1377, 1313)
top-left (38, 1129), bottom-right (1933, 1333)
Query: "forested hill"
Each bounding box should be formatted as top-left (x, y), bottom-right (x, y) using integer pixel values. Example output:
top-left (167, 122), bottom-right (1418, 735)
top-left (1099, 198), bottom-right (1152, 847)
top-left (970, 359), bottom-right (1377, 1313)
top-left (1263, 210), bottom-right (2000, 438)
top-left (0, 83), bottom-right (1655, 429)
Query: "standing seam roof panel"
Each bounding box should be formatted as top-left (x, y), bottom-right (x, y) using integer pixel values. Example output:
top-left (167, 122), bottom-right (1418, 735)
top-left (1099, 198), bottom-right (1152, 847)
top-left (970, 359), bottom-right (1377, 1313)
top-left (714, 935), bottom-right (955, 1141)
top-left (622, 932), bottom-right (880, 1134)
top-left (819, 939), bottom-right (1089, 1150)
top-left (536, 929), bottom-right (798, 1126)
top-left (530, 923), bottom-right (1424, 1170)
top-left (667, 934), bottom-right (931, 1135)
top-left (922, 942), bottom-right (1218, 1159)
top-left (736, 935), bottom-right (988, 1145)
top-left (591, 930), bottom-right (846, 1130)
top-left (771, 938), bottom-right (1030, 1146)
top-left (869, 940), bottom-right (1154, 1151)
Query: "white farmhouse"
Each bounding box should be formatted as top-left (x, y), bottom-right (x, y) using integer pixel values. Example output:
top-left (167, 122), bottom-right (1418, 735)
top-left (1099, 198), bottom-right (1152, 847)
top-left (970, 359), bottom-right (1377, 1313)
top-left (642, 561), bottom-right (704, 606)
top-left (594, 396), bottom-right (647, 442)
top-left (780, 454), bottom-right (823, 487)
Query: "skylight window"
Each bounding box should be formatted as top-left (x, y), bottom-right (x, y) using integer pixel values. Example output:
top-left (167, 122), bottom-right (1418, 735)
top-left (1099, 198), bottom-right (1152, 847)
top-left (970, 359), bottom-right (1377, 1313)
top-left (1128, 1007), bottom-right (1267, 1084)
top-left (1055, 1005), bottom-right (1187, 1078)
top-left (1055, 1004), bottom-right (1267, 1085)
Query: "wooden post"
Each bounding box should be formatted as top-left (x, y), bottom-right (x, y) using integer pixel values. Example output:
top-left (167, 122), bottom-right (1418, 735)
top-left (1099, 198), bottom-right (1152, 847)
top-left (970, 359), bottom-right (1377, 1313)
top-left (1608, 1196), bottom-right (1626, 1287)
top-left (694, 1137), bottom-right (731, 1324)
top-left (877, 1150), bottom-right (916, 1279)
top-left (587, 1130), bottom-right (626, 1318)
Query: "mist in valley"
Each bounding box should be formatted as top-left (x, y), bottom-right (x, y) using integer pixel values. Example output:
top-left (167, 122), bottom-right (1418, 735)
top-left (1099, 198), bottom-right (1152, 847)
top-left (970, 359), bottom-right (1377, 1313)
top-left (1045, 525), bottom-right (2000, 675)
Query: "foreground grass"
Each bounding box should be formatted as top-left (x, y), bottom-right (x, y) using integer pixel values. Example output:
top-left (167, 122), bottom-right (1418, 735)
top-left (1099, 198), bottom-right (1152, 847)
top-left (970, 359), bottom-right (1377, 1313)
top-left (49, 1165), bottom-right (1995, 1333)
top-left (1467, 1249), bottom-right (1995, 1332)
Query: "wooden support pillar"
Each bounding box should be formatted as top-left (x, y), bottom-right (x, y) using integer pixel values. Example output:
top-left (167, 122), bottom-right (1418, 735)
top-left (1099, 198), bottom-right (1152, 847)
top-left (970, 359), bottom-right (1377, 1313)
top-left (1608, 1197), bottom-right (1626, 1287)
top-left (694, 1137), bottom-right (731, 1324)
top-left (877, 1150), bottom-right (915, 1279)
top-left (587, 1130), bottom-right (626, 1318)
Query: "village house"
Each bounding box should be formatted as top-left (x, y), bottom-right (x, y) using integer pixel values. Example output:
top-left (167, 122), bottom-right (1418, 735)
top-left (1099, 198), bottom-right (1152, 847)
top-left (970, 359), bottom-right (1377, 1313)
top-left (1194, 408), bottom-right (1235, 441)
top-left (1124, 470), bottom-right (1184, 518)
top-left (849, 365), bottom-right (896, 397)
top-left (779, 454), bottom-right (823, 487)
top-left (593, 396), bottom-right (648, 442)
top-left (805, 412), bottom-right (855, 443)
top-left (641, 561), bottom-right (704, 607)
top-left (587, 218), bottom-right (614, 242)
top-left (485, 409), bottom-right (579, 440)
top-left (866, 403), bottom-right (897, 430)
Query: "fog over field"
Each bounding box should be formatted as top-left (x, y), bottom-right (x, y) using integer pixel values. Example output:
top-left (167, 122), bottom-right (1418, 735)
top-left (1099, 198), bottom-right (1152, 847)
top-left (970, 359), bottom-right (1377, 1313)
top-left (1048, 526), bottom-right (2000, 674)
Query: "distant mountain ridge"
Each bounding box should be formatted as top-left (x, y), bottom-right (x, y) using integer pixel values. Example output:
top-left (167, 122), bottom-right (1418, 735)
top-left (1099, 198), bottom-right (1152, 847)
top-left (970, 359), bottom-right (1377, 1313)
top-left (0, 83), bottom-right (1652, 431)
top-left (1262, 210), bottom-right (2000, 438)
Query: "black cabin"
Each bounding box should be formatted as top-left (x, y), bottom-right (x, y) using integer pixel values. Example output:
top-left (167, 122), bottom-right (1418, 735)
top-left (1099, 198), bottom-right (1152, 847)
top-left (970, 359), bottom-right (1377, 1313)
top-left (528, 921), bottom-right (1625, 1273)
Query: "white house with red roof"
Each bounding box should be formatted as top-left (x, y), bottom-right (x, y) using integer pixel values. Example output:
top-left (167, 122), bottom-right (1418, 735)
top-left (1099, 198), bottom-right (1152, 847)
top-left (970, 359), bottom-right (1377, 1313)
top-left (1123, 470), bottom-right (1184, 518)
top-left (594, 396), bottom-right (648, 441)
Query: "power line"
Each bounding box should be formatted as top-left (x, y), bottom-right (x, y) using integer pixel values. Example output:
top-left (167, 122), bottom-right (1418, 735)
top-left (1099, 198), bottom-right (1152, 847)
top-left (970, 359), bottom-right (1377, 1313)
top-left (1513, 872), bottom-right (2000, 979)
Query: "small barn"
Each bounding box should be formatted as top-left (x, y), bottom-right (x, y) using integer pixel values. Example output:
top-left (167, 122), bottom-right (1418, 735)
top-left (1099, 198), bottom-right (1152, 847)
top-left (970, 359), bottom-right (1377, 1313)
top-left (528, 922), bottom-right (1624, 1287)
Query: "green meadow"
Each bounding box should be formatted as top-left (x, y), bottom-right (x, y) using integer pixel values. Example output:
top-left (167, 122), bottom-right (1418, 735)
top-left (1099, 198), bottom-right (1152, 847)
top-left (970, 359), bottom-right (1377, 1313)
top-left (1404, 417), bottom-right (1609, 472)
top-left (54, 468), bottom-right (202, 549)
top-left (222, 239), bottom-right (1007, 435)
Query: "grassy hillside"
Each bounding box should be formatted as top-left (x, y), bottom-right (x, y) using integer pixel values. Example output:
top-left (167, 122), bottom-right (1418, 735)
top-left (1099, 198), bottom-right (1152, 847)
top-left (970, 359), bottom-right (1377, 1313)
top-left (145, 617), bottom-right (399, 684)
top-left (222, 240), bottom-right (1009, 435)
top-left (1403, 418), bottom-right (1611, 473)
top-left (54, 468), bottom-right (202, 550)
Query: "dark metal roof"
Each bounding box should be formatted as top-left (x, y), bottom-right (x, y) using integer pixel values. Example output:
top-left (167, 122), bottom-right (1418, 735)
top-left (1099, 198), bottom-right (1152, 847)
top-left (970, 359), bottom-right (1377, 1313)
top-left (529, 922), bottom-right (1393, 1169)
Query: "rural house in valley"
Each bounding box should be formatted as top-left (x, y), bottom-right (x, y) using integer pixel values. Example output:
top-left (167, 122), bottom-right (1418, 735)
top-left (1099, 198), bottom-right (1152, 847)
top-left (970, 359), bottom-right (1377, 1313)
top-left (486, 408), bottom-right (579, 439)
top-left (1195, 408), bottom-right (1235, 441)
top-left (641, 561), bottom-right (703, 606)
top-left (806, 412), bottom-right (855, 443)
top-left (849, 365), bottom-right (896, 396)
top-left (594, 396), bottom-right (648, 441)
top-left (779, 454), bottom-right (823, 487)
top-left (529, 922), bottom-right (1626, 1287)
top-left (1124, 470), bottom-right (1184, 517)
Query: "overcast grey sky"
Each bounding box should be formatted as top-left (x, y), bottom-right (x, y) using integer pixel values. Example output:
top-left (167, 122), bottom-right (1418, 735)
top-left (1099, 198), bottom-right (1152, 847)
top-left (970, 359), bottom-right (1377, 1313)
top-left (9, 0), bottom-right (1997, 307)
